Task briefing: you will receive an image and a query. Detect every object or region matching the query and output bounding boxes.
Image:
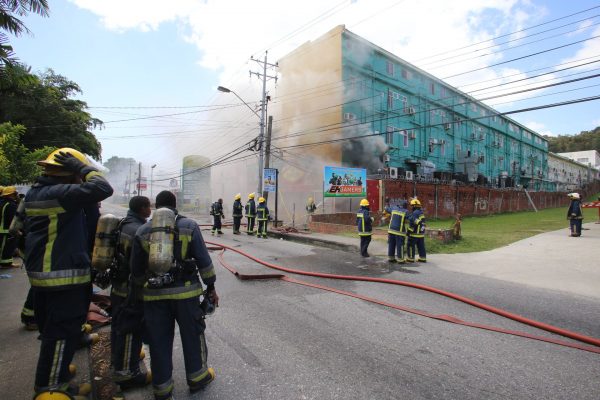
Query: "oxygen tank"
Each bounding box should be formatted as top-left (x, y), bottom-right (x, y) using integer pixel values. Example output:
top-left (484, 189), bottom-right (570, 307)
top-left (91, 214), bottom-right (121, 272)
top-left (8, 200), bottom-right (25, 236)
top-left (148, 208), bottom-right (176, 274)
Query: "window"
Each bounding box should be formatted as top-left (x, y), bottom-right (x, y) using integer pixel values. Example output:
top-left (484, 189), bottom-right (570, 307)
top-left (386, 126), bottom-right (394, 144)
top-left (343, 112), bottom-right (356, 121)
top-left (386, 61), bottom-right (394, 76)
top-left (401, 69), bottom-right (411, 80)
top-left (400, 130), bottom-right (409, 147)
top-left (430, 82), bottom-right (435, 95)
top-left (387, 91), bottom-right (393, 109)
top-left (441, 142), bottom-right (445, 156)
top-left (429, 141), bottom-right (434, 154)
top-left (441, 87), bottom-right (447, 98)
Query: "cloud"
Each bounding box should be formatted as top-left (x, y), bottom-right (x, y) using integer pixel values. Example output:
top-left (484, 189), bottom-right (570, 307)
top-left (70, 0), bottom-right (545, 86)
top-left (525, 121), bottom-right (555, 136)
top-left (558, 25), bottom-right (600, 71)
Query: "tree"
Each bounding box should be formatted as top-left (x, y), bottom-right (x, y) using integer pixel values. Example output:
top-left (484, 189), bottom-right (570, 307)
top-left (0, 0), bottom-right (49, 68)
top-left (546, 126), bottom-right (600, 153)
top-left (0, 65), bottom-right (103, 158)
top-left (0, 122), bottom-right (54, 183)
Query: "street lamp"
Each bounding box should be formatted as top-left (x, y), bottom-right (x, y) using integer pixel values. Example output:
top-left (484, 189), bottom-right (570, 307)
top-left (151, 164), bottom-right (157, 200)
top-left (218, 85), bottom-right (265, 195)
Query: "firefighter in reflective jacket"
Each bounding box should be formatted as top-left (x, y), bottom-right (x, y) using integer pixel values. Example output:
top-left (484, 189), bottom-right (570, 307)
top-left (357, 199), bottom-right (373, 257)
top-left (0, 186), bottom-right (18, 268)
top-left (406, 199), bottom-right (426, 263)
top-left (210, 198), bottom-right (224, 235)
top-left (245, 193), bottom-right (256, 234)
top-left (387, 200), bottom-right (408, 263)
top-left (25, 148), bottom-right (113, 398)
top-left (110, 196), bottom-right (152, 389)
top-left (567, 192), bottom-right (583, 237)
top-left (131, 191), bottom-right (218, 400)
top-left (256, 197), bottom-right (269, 238)
top-left (232, 193), bottom-right (243, 234)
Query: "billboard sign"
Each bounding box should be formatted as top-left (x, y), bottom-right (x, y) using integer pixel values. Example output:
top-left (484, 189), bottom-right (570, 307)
top-left (323, 166), bottom-right (366, 198)
top-left (263, 168), bottom-right (277, 193)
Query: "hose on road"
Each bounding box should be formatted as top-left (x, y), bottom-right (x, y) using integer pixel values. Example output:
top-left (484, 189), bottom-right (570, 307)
top-left (206, 241), bottom-right (600, 355)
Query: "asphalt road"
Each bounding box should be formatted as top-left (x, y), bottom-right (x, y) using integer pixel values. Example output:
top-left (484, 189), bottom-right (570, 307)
top-left (100, 203), bottom-right (600, 400)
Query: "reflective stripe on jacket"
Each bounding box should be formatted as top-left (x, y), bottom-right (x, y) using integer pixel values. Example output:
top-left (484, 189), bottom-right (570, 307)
top-left (23, 171), bottom-right (114, 290)
top-left (357, 207), bottom-right (373, 236)
top-left (245, 199), bottom-right (256, 217)
top-left (388, 208), bottom-right (408, 236)
top-left (233, 200), bottom-right (243, 217)
top-left (257, 204), bottom-right (269, 221)
top-left (408, 209), bottom-right (426, 238)
top-left (131, 209), bottom-right (216, 301)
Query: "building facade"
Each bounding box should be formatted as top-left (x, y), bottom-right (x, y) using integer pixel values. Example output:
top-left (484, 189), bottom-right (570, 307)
top-left (548, 152), bottom-right (599, 191)
top-left (275, 26), bottom-right (553, 193)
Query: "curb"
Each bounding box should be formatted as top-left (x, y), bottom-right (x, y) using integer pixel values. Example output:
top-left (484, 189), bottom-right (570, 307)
top-left (268, 231), bottom-right (359, 253)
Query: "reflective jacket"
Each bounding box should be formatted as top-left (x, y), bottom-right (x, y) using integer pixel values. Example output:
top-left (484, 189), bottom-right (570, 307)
top-left (210, 201), bottom-right (224, 217)
top-left (257, 203), bottom-right (269, 221)
top-left (245, 199), bottom-right (256, 217)
top-left (388, 206), bottom-right (408, 236)
top-left (408, 208), bottom-right (426, 238)
top-left (567, 200), bottom-right (583, 220)
top-left (112, 210), bottom-right (147, 298)
top-left (356, 206), bottom-right (373, 236)
top-left (24, 171), bottom-right (114, 290)
top-left (233, 199), bottom-right (243, 217)
top-left (131, 208), bottom-right (216, 302)
top-left (0, 198), bottom-right (17, 235)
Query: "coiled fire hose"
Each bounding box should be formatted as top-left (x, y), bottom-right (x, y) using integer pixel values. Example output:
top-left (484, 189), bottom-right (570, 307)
top-left (206, 241), bottom-right (600, 354)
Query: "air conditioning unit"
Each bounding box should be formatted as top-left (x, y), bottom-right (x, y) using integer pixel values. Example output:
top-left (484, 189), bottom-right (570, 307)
top-left (439, 139), bottom-right (446, 145)
top-left (408, 106), bottom-right (416, 115)
top-left (384, 154), bottom-right (390, 162)
top-left (444, 123), bottom-right (451, 130)
top-left (405, 171), bottom-right (414, 180)
top-left (343, 112), bottom-right (356, 121)
top-left (479, 134), bottom-right (485, 140)
top-left (431, 138), bottom-right (438, 144)
top-left (389, 167), bottom-right (398, 179)
top-left (409, 131), bottom-right (416, 139)
top-left (479, 155), bottom-right (485, 163)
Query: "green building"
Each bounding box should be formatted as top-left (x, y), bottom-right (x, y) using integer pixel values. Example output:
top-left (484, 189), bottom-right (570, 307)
top-left (277, 26), bottom-right (551, 191)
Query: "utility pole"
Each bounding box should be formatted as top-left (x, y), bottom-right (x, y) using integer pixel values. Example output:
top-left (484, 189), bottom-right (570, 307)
top-left (262, 116), bottom-right (274, 200)
top-left (127, 160), bottom-right (133, 200)
top-left (138, 162), bottom-right (142, 196)
top-left (250, 51), bottom-right (278, 196)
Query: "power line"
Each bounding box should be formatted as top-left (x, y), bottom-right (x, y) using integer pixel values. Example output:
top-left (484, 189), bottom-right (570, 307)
top-left (414, 4), bottom-right (600, 62)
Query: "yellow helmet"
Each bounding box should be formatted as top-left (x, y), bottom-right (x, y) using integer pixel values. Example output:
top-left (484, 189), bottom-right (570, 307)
top-left (1, 186), bottom-right (16, 197)
top-left (33, 391), bottom-right (73, 400)
top-left (37, 148), bottom-right (89, 176)
top-left (248, 192), bottom-right (255, 199)
top-left (410, 199), bottom-right (421, 206)
top-left (360, 199), bottom-right (369, 207)
top-left (258, 197), bottom-right (266, 203)
top-left (234, 193), bottom-right (241, 200)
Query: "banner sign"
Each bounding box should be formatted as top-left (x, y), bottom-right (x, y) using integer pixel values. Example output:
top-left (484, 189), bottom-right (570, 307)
top-left (323, 166), bottom-right (366, 198)
top-left (263, 168), bottom-right (278, 193)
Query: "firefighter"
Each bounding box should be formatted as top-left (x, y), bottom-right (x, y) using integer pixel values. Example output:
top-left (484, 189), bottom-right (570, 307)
top-left (232, 193), bottom-right (243, 234)
top-left (567, 192), bottom-right (583, 237)
top-left (0, 186), bottom-right (19, 268)
top-left (387, 201), bottom-right (409, 263)
top-left (245, 192), bottom-right (256, 234)
top-left (110, 196), bottom-right (152, 389)
top-left (305, 196), bottom-right (317, 230)
top-left (25, 148), bottom-right (113, 398)
top-left (210, 198), bottom-right (224, 235)
top-left (357, 199), bottom-right (373, 257)
top-left (131, 191), bottom-right (219, 400)
top-left (256, 197), bottom-right (270, 238)
top-left (406, 199), bottom-right (427, 263)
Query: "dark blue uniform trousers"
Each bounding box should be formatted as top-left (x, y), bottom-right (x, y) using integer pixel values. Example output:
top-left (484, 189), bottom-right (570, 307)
top-left (407, 236), bottom-right (426, 260)
top-left (34, 284), bottom-right (91, 391)
top-left (144, 296), bottom-right (208, 399)
top-left (387, 234), bottom-right (405, 259)
top-left (569, 219), bottom-right (582, 236)
top-left (111, 291), bottom-right (144, 379)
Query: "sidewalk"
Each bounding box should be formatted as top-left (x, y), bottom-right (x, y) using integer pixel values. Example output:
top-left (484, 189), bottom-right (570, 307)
top-left (274, 222), bottom-right (600, 300)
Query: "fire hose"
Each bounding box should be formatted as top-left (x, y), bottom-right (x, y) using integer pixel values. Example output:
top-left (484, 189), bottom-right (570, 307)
top-left (206, 241), bottom-right (600, 355)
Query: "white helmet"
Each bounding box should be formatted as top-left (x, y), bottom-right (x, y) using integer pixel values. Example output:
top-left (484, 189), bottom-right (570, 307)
top-left (571, 193), bottom-right (580, 199)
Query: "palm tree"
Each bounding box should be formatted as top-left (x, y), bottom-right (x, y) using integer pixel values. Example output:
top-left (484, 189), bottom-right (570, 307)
top-left (0, 0), bottom-right (49, 67)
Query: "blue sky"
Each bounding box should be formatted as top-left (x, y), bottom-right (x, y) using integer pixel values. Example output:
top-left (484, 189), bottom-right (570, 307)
top-left (9, 0), bottom-right (600, 184)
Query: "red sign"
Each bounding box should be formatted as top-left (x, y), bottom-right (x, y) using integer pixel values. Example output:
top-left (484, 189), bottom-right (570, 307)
top-left (137, 183), bottom-right (147, 190)
top-left (582, 201), bottom-right (600, 208)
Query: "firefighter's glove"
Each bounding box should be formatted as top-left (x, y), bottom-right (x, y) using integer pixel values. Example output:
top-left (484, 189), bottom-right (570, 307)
top-left (54, 152), bottom-right (90, 175)
top-left (206, 285), bottom-right (219, 307)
